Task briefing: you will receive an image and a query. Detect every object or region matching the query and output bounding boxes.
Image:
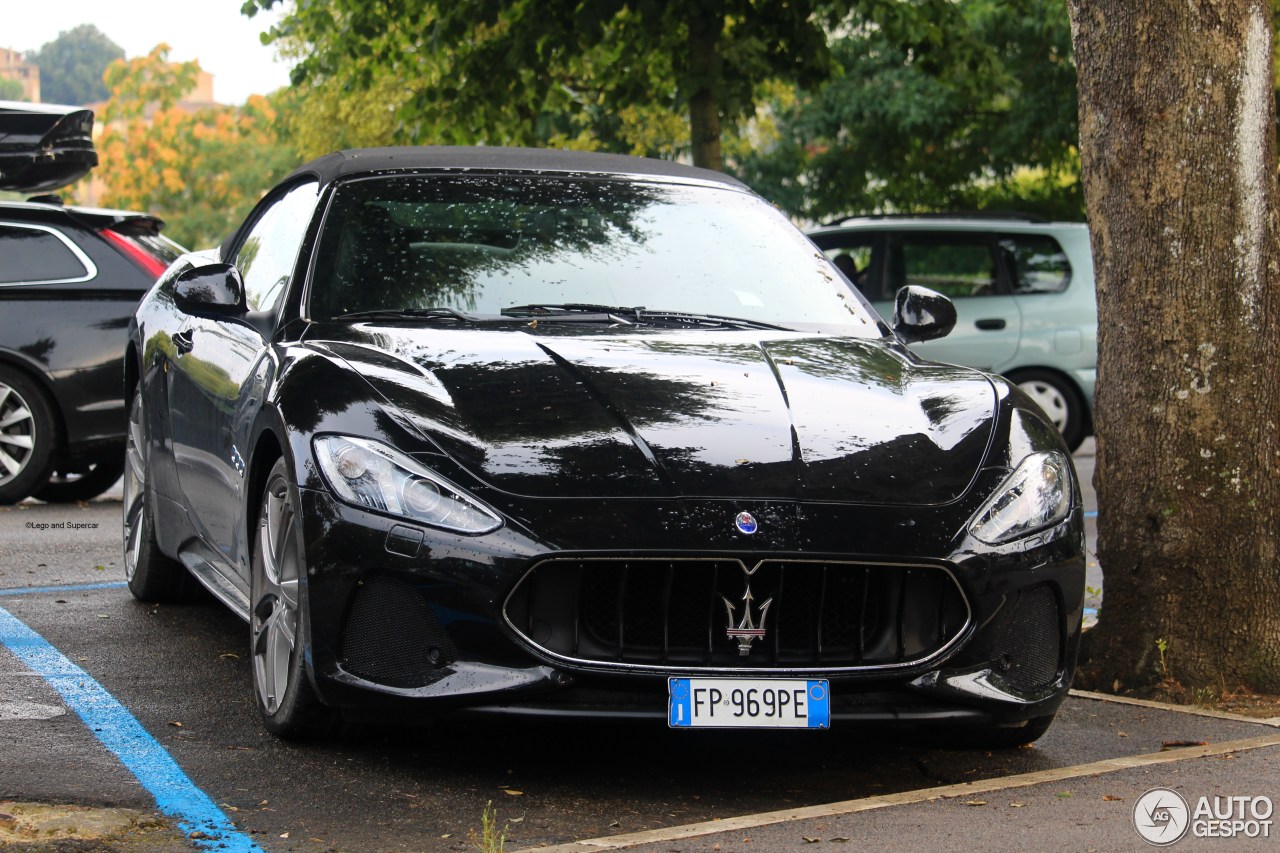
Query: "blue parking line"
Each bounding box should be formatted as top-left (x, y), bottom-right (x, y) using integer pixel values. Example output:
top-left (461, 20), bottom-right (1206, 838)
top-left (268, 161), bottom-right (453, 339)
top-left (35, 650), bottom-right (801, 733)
top-left (0, 605), bottom-right (262, 852)
top-left (0, 581), bottom-right (127, 596)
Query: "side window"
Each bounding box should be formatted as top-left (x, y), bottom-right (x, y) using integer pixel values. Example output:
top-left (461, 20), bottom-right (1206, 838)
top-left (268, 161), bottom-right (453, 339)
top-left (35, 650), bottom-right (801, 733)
top-left (889, 234), bottom-right (997, 299)
top-left (0, 223), bottom-right (92, 284)
top-left (235, 180), bottom-right (319, 312)
top-left (999, 234), bottom-right (1072, 294)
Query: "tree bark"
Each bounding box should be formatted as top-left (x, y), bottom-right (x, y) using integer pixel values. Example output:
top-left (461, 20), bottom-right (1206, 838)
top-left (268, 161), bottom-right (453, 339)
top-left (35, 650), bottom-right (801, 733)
top-left (1068, 0), bottom-right (1280, 695)
top-left (686, 10), bottom-right (723, 171)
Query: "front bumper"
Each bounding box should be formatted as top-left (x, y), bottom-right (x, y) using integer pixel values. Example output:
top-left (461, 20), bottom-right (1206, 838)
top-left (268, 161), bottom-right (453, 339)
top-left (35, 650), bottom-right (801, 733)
top-left (295, 487), bottom-right (1085, 728)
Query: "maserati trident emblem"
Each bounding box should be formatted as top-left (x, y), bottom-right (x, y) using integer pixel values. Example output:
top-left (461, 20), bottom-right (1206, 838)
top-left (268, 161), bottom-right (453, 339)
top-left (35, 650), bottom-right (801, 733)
top-left (722, 571), bottom-right (773, 656)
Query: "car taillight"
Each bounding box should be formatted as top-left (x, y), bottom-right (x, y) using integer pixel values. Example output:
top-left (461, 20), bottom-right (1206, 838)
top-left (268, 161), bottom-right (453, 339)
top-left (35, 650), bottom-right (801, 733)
top-left (100, 227), bottom-right (168, 278)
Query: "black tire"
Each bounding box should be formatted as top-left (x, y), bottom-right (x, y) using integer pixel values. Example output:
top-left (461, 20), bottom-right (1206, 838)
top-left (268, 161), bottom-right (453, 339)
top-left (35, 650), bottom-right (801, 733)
top-left (1009, 369), bottom-right (1086, 452)
top-left (123, 387), bottom-right (201, 602)
top-left (35, 453), bottom-right (126, 503)
top-left (251, 458), bottom-right (339, 739)
top-left (930, 714), bottom-right (1057, 750)
top-left (0, 367), bottom-right (56, 505)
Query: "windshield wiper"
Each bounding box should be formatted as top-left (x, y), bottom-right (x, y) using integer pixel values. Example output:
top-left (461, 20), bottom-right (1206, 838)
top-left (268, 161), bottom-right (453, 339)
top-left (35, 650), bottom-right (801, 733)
top-left (500, 303), bottom-right (639, 324)
top-left (332, 308), bottom-right (487, 323)
top-left (636, 311), bottom-right (791, 331)
top-left (501, 303), bottom-right (789, 331)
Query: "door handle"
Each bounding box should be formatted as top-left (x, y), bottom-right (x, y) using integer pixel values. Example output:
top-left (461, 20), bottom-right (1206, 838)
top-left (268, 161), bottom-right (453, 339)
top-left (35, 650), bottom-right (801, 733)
top-left (974, 318), bottom-right (1007, 331)
top-left (173, 329), bottom-right (195, 355)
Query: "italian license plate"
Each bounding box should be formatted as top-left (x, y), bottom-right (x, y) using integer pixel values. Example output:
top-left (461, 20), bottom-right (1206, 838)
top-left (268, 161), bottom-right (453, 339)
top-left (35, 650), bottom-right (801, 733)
top-left (668, 678), bottom-right (830, 729)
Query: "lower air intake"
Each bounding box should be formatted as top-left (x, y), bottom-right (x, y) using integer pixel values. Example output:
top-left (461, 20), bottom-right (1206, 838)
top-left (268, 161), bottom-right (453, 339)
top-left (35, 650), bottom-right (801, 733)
top-left (991, 584), bottom-right (1062, 692)
top-left (339, 574), bottom-right (456, 687)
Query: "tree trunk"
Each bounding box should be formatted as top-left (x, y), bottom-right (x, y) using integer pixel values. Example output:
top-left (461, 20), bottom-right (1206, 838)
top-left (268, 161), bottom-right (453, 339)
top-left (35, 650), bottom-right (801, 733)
top-left (1068, 0), bottom-right (1280, 696)
top-left (686, 10), bottom-right (723, 171)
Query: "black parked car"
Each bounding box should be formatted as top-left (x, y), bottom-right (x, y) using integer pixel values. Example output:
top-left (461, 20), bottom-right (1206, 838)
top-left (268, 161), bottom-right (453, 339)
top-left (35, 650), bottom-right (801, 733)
top-left (126, 147), bottom-right (1085, 745)
top-left (0, 101), bottom-right (183, 503)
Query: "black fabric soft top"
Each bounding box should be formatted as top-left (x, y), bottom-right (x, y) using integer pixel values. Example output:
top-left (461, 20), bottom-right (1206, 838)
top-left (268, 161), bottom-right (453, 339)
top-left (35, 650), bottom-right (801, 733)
top-left (281, 146), bottom-right (747, 190)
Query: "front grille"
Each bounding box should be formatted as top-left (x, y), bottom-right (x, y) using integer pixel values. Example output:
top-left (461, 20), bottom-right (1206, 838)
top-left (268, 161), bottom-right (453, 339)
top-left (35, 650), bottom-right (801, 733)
top-left (505, 558), bottom-right (969, 672)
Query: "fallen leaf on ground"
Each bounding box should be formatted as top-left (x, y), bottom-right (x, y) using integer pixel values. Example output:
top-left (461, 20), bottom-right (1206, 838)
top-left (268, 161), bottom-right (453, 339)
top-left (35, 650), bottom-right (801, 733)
top-left (1161, 740), bottom-right (1207, 750)
top-left (502, 789), bottom-right (524, 796)
top-left (963, 800), bottom-right (987, 807)
top-left (1103, 795), bottom-right (1124, 802)
top-left (802, 838), bottom-right (820, 844)
top-left (1010, 803), bottom-right (1026, 808)
top-left (1055, 792), bottom-right (1073, 799)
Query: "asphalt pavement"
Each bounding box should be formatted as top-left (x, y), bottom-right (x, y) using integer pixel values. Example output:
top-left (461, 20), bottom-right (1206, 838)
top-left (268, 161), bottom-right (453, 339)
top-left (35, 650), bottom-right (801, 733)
top-left (6, 440), bottom-right (1278, 851)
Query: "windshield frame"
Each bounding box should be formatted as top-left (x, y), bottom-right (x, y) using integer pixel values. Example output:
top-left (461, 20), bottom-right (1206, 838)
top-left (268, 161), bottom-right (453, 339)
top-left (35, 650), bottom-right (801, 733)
top-left (300, 171), bottom-right (885, 337)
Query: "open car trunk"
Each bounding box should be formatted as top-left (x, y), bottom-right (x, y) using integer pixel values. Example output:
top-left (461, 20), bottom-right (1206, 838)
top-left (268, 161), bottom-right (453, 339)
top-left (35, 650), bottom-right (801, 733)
top-left (0, 101), bottom-right (98, 193)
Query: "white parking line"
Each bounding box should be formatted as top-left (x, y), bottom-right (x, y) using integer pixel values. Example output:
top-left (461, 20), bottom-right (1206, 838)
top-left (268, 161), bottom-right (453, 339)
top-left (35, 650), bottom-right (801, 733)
top-left (536, 731), bottom-right (1280, 852)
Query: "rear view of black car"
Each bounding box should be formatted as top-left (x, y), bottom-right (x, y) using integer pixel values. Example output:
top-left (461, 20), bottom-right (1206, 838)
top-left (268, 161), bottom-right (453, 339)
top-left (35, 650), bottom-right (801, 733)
top-left (125, 147), bottom-right (1087, 747)
top-left (0, 101), bottom-right (183, 503)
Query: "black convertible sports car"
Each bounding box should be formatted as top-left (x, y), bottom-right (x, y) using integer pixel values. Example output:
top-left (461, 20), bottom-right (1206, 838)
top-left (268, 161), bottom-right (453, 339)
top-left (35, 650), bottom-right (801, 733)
top-left (126, 147), bottom-right (1085, 743)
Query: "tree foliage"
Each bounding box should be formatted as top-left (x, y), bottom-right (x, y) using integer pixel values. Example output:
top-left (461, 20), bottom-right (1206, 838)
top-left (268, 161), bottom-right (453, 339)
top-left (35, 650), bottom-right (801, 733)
top-left (95, 46), bottom-right (299, 249)
top-left (245, 0), bottom-right (851, 169)
top-left (26, 24), bottom-right (124, 106)
top-left (736, 0), bottom-right (1081, 221)
top-left (0, 78), bottom-right (24, 101)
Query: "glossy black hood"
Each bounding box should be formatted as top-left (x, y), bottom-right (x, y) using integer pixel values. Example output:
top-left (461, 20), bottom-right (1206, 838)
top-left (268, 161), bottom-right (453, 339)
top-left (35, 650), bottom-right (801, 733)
top-left (308, 326), bottom-right (998, 505)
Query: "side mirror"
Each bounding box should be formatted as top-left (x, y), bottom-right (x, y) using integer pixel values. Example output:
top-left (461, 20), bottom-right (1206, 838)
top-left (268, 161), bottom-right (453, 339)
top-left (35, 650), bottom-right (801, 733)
top-left (892, 285), bottom-right (957, 344)
top-left (173, 263), bottom-right (246, 316)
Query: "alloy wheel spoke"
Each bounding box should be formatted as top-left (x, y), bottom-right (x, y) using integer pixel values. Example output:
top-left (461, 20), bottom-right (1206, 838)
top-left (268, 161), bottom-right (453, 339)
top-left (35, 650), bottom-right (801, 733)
top-left (0, 406), bottom-right (31, 431)
top-left (0, 432), bottom-right (32, 449)
top-left (0, 448), bottom-right (22, 477)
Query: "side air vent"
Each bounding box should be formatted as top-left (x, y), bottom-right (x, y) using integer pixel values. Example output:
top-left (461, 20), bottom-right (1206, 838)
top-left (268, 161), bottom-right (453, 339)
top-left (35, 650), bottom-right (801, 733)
top-left (339, 574), bottom-right (457, 687)
top-left (990, 585), bottom-right (1062, 692)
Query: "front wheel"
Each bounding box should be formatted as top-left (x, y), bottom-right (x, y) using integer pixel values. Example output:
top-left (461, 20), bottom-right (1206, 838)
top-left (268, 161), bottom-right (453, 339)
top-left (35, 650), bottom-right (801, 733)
top-left (0, 367), bottom-right (56, 504)
top-left (1011, 370), bottom-right (1086, 452)
top-left (251, 458), bottom-right (338, 739)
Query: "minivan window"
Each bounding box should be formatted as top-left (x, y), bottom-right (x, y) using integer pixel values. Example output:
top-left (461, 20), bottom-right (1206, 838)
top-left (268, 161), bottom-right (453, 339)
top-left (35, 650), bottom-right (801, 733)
top-left (889, 235), bottom-right (997, 299)
top-left (1000, 235), bottom-right (1072, 294)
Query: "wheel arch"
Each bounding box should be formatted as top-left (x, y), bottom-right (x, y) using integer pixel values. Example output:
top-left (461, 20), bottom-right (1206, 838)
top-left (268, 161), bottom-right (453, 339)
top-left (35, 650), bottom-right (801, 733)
top-left (246, 426), bottom-right (286, 557)
top-left (124, 341), bottom-right (140, 401)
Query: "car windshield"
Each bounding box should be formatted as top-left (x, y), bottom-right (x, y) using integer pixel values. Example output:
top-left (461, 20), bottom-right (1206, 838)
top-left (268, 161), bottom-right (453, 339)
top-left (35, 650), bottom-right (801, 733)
top-left (308, 174), bottom-right (881, 335)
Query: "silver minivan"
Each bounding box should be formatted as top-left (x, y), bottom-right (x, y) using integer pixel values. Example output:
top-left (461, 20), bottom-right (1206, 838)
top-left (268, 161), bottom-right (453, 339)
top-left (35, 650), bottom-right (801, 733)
top-left (808, 215), bottom-right (1096, 450)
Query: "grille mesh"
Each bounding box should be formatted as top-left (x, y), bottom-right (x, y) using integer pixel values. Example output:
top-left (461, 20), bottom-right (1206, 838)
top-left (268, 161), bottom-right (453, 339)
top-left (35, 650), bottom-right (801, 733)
top-left (339, 575), bottom-right (457, 687)
top-left (991, 585), bottom-right (1061, 692)
top-left (507, 558), bottom-right (968, 671)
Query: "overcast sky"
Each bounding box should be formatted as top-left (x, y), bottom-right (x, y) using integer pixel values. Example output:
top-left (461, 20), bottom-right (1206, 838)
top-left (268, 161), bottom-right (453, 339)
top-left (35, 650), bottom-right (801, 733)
top-left (5, 0), bottom-right (295, 105)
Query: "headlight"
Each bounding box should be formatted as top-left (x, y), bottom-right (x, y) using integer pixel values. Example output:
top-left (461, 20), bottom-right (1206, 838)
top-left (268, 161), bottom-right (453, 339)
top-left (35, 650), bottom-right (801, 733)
top-left (969, 451), bottom-right (1072, 545)
top-left (314, 435), bottom-right (502, 534)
